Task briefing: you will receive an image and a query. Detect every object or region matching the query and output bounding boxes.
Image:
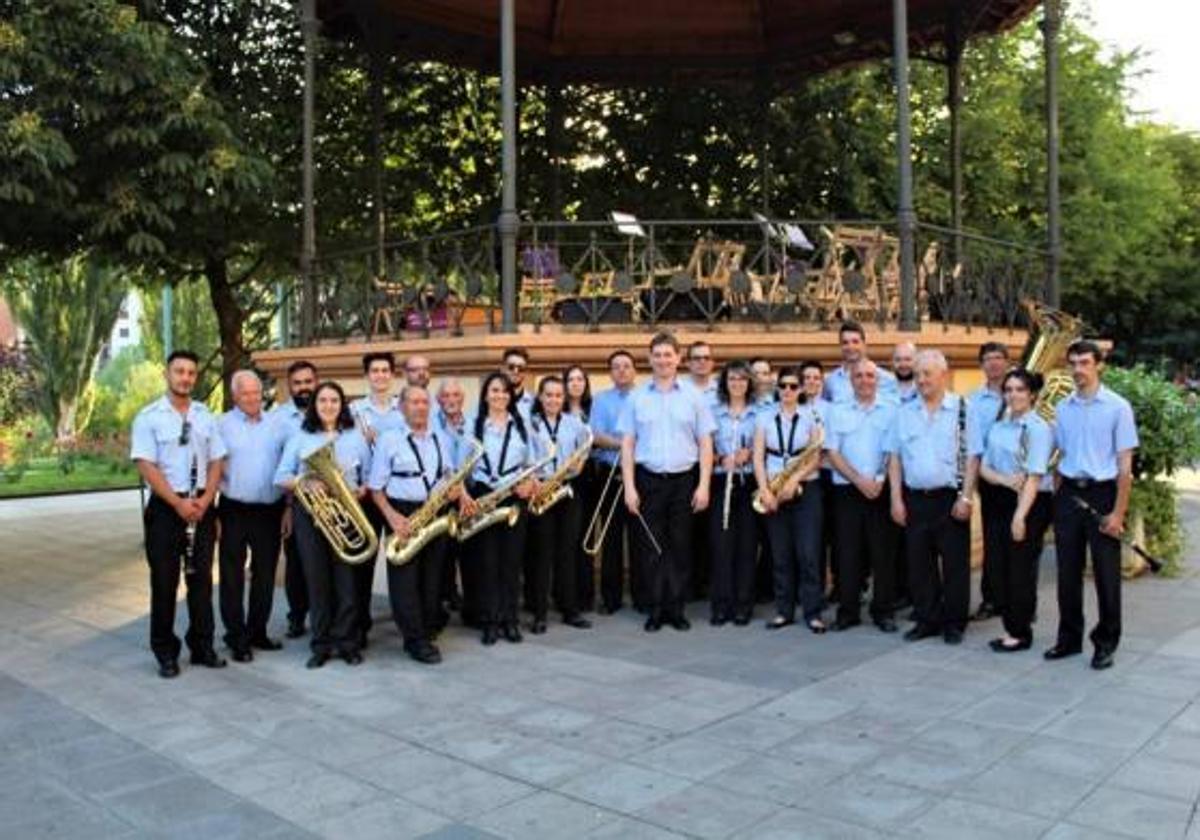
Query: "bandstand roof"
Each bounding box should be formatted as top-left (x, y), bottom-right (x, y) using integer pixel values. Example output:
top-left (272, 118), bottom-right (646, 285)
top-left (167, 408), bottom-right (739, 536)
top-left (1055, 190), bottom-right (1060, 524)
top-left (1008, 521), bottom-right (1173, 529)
top-left (319, 0), bottom-right (1040, 83)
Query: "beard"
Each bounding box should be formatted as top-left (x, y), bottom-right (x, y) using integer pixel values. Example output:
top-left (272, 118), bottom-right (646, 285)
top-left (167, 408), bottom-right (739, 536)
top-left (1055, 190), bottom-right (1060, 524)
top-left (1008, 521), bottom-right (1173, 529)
top-left (293, 391), bottom-right (313, 409)
top-left (894, 369), bottom-right (914, 383)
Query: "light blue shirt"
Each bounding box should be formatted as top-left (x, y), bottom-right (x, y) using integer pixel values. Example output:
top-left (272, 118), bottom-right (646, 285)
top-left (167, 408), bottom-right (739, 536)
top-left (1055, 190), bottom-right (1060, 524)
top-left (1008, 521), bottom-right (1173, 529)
top-left (589, 386), bottom-right (635, 466)
top-left (350, 395), bottom-right (407, 439)
top-left (434, 409), bottom-right (468, 469)
top-left (825, 398), bottom-right (897, 486)
top-left (753, 393), bottom-right (776, 410)
top-left (983, 412), bottom-right (1054, 492)
top-left (130, 396), bottom-right (227, 492)
top-left (896, 380), bottom-right (919, 405)
top-left (757, 403), bottom-right (821, 480)
top-left (712, 402), bottom-right (759, 476)
top-left (367, 426), bottom-right (451, 502)
top-left (885, 393), bottom-right (972, 491)
top-left (529, 411), bottom-right (590, 479)
top-left (269, 399), bottom-right (307, 438)
top-left (218, 407), bottom-right (288, 503)
top-left (967, 384), bottom-right (1005, 457)
top-left (468, 414), bottom-right (533, 486)
top-left (514, 391), bottom-right (536, 424)
top-left (617, 378), bottom-right (717, 473)
top-left (823, 364), bottom-right (899, 405)
top-left (692, 378), bottom-right (720, 409)
top-left (274, 429), bottom-right (372, 491)
top-left (1054, 386), bottom-right (1139, 481)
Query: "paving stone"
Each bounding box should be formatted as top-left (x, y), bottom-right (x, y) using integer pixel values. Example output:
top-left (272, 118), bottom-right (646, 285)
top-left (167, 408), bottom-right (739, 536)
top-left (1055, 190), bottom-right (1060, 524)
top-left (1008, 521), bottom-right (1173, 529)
top-left (636, 781), bottom-right (780, 839)
top-left (905, 797), bottom-right (1051, 840)
top-left (1066, 785), bottom-right (1194, 840)
top-left (310, 795), bottom-right (449, 839)
top-left (803, 775), bottom-right (936, 830)
top-left (474, 790), bottom-right (619, 839)
top-left (1107, 754), bottom-right (1200, 803)
top-left (557, 761), bottom-right (692, 815)
top-left (957, 761), bottom-right (1095, 819)
top-left (402, 765), bottom-right (535, 820)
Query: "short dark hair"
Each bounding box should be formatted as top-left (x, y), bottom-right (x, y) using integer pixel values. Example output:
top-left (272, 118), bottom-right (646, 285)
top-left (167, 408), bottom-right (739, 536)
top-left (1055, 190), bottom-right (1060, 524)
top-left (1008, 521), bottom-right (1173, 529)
top-left (978, 341), bottom-right (1009, 362)
top-left (649, 331), bottom-right (679, 353)
top-left (502, 346), bottom-right (529, 363)
top-left (716, 360), bottom-right (752, 405)
top-left (798, 359), bottom-right (823, 378)
top-left (687, 341), bottom-right (711, 360)
top-left (166, 349), bottom-right (199, 367)
top-left (749, 356), bottom-right (770, 369)
top-left (300, 381), bottom-right (355, 433)
top-left (362, 351), bottom-right (395, 373)
top-left (1067, 339), bottom-right (1104, 363)
top-left (286, 360), bottom-right (317, 380)
top-left (838, 321), bottom-right (866, 341)
top-left (607, 349), bottom-right (635, 368)
top-left (999, 368), bottom-right (1045, 421)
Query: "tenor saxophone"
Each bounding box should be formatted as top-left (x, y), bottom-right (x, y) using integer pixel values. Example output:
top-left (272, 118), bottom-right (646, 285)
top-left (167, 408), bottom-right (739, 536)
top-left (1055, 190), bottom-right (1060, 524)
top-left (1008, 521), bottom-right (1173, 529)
top-left (529, 428), bottom-right (593, 516)
top-left (385, 439), bottom-right (483, 566)
top-left (455, 445), bottom-right (557, 542)
top-left (752, 423), bottom-right (825, 514)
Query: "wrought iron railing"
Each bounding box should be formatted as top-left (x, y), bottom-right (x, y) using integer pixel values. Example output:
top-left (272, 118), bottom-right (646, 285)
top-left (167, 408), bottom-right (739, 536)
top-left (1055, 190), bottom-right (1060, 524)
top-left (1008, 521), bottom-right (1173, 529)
top-left (282, 218), bottom-right (1046, 346)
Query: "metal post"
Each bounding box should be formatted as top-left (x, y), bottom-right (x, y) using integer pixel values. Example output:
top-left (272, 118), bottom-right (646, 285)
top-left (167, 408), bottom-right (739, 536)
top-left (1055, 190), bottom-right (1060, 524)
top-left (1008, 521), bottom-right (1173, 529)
top-left (756, 64), bottom-right (773, 216)
top-left (275, 281), bottom-right (289, 348)
top-left (498, 0), bottom-right (519, 332)
top-left (161, 284), bottom-right (174, 357)
top-left (299, 0), bottom-right (318, 342)
top-left (1042, 0), bottom-right (1062, 307)
top-left (946, 16), bottom-right (964, 269)
top-left (893, 0), bottom-right (919, 331)
top-left (546, 76), bottom-right (563, 221)
top-left (369, 44), bottom-right (387, 277)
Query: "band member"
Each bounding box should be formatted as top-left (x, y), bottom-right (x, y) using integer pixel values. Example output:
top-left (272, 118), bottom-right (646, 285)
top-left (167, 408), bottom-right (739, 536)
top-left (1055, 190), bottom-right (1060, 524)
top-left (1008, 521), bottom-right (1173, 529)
top-left (753, 365), bottom-right (826, 633)
top-left (619, 332), bottom-right (715, 632)
top-left (369, 386), bottom-right (455, 664)
top-left (823, 320), bottom-right (899, 405)
top-left (461, 372), bottom-right (537, 645)
top-left (686, 341), bottom-right (718, 599)
top-left (978, 369), bottom-right (1055, 653)
top-left (271, 359), bottom-right (317, 638)
top-left (687, 341), bottom-right (719, 406)
top-left (801, 360), bottom-right (836, 600)
top-left (502, 347), bottom-right (535, 420)
top-left (403, 354), bottom-right (432, 389)
top-left (891, 342), bottom-right (919, 404)
top-left (749, 357), bottom-right (776, 408)
top-left (217, 370), bottom-right (289, 663)
top-left (563, 364), bottom-right (597, 611)
top-left (589, 350), bottom-right (641, 614)
top-left (749, 356), bottom-right (776, 603)
top-left (708, 360), bottom-right (759, 626)
top-left (824, 359), bottom-right (899, 632)
top-left (527, 376), bottom-right (593, 632)
top-left (274, 382), bottom-right (373, 668)
top-left (887, 350), bottom-right (977, 645)
top-left (968, 341), bottom-right (1010, 621)
top-left (1046, 340), bottom-right (1138, 670)
top-left (130, 350), bottom-right (228, 678)
top-left (435, 379), bottom-right (469, 617)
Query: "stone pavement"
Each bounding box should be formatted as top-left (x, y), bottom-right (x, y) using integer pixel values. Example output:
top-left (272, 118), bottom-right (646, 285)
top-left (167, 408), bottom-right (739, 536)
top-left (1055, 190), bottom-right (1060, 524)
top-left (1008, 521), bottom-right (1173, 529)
top-left (1, 481), bottom-right (1199, 840)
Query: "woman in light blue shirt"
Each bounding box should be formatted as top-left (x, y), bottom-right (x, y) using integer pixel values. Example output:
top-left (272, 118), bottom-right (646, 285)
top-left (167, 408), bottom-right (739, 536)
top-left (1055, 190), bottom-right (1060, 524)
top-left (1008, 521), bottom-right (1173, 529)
top-left (274, 382), bottom-right (373, 669)
top-left (977, 369), bottom-right (1055, 653)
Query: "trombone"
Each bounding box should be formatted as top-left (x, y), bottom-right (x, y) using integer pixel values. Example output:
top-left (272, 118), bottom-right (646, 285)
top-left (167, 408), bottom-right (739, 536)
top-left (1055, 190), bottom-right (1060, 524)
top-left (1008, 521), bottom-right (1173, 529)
top-left (581, 458), bottom-right (663, 558)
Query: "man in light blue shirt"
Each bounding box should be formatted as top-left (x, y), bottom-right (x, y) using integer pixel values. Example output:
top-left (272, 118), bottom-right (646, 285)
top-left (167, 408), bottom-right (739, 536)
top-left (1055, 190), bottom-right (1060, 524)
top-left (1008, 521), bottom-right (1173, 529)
top-left (130, 350), bottom-right (228, 678)
top-left (1046, 339), bottom-right (1139, 671)
top-left (217, 370), bottom-right (289, 661)
top-left (823, 320), bottom-right (899, 405)
top-left (968, 341), bottom-right (1011, 622)
top-left (350, 351), bottom-right (407, 444)
top-left (502, 346), bottom-right (536, 421)
top-left (619, 332), bottom-right (715, 631)
top-left (891, 341), bottom-right (919, 405)
top-left (686, 340), bottom-right (720, 408)
top-left (434, 378), bottom-right (469, 614)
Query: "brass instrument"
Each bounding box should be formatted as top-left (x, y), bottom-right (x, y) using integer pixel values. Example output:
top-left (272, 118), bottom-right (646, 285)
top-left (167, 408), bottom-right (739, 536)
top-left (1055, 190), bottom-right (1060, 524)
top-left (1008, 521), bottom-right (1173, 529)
top-left (455, 445), bottom-right (556, 542)
top-left (753, 421), bottom-right (825, 514)
top-left (1021, 299), bottom-right (1085, 424)
top-left (530, 428), bottom-right (593, 516)
top-left (294, 440), bottom-right (379, 564)
top-left (385, 439), bottom-right (483, 567)
top-left (582, 460), bottom-right (622, 558)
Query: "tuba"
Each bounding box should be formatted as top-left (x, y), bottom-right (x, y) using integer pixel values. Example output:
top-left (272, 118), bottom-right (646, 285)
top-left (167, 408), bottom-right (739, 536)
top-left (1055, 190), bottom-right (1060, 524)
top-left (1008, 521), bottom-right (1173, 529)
top-left (1021, 299), bottom-right (1085, 424)
top-left (753, 422), bottom-right (825, 514)
top-left (455, 445), bottom-right (556, 542)
top-left (293, 440), bottom-right (379, 564)
top-left (385, 439), bottom-right (483, 567)
top-left (529, 428), bottom-right (593, 516)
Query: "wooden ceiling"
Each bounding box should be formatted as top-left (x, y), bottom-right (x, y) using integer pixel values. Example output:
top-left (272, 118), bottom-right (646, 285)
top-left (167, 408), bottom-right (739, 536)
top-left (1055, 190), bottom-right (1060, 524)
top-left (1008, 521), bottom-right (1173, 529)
top-left (319, 0), bottom-right (1041, 83)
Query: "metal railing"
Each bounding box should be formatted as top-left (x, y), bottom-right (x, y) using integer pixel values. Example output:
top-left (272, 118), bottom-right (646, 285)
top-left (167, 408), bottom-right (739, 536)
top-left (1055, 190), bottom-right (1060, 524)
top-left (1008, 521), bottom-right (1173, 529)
top-left (281, 218), bottom-right (1046, 346)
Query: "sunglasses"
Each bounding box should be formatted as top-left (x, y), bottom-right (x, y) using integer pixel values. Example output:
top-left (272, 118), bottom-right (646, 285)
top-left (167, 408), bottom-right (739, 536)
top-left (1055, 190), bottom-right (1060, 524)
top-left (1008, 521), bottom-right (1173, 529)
top-left (778, 382), bottom-right (801, 391)
top-left (506, 363), bottom-right (526, 372)
top-left (178, 419), bottom-right (192, 446)
top-left (690, 355), bottom-right (712, 362)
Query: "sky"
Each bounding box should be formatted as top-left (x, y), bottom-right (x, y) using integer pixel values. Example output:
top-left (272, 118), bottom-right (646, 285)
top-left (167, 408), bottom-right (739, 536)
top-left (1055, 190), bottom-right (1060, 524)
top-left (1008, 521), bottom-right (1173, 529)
top-left (1085, 0), bottom-right (1200, 132)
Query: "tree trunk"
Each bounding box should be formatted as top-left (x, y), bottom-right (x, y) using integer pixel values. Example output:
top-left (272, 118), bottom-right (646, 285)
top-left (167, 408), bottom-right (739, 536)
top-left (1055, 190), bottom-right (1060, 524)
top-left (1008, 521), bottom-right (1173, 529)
top-left (207, 257), bottom-right (247, 411)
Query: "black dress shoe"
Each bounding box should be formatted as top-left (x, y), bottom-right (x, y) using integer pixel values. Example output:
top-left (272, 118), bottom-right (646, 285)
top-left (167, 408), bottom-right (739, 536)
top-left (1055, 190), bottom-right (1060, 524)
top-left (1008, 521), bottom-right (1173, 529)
top-left (530, 620), bottom-right (548, 635)
top-left (481, 626), bottom-right (499, 646)
top-left (903, 624), bottom-right (939, 642)
top-left (875, 618), bottom-right (899, 633)
top-left (503, 624), bottom-right (523, 643)
top-left (989, 637), bottom-right (1032, 653)
top-left (286, 621), bottom-right (306, 639)
top-left (1091, 648), bottom-right (1115, 670)
top-left (306, 651), bottom-right (329, 669)
top-left (670, 616), bottom-right (691, 632)
top-left (943, 629), bottom-right (964, 645)
top-left (405, 641), bottom-right (443, 665)
top-left (766, 615), bottom-right (794, 630)
top-left (357, 632), bottom-right (370, 651)
top-left (157, 659), bottom-right (180, 679)
top-left (249, 637), bottom-right (283, 651)
top-left (1044, 643), bottom-right (1083, 661)
top-left (563, 615), bottom-right (592, 629)
top-left (231, 647), bottom-right (254, 663)
top-left (710, 614), bottom-right (728, 627)
top-left (972, 602), bottom-right (997, 622)
top-left (831, 617), bottom-right (862, 632)
top-left (191, 650), bottom-right (227, 668)
top-left (644, 616), bottom-right (662, 632)
top-left (341, 650), bottom-right (364, 665)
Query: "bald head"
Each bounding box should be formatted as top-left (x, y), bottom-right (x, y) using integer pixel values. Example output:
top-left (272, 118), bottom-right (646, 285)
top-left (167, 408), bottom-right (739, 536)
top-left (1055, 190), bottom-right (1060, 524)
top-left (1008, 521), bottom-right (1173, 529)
top-left (892, 342), bottom-right (917, 382)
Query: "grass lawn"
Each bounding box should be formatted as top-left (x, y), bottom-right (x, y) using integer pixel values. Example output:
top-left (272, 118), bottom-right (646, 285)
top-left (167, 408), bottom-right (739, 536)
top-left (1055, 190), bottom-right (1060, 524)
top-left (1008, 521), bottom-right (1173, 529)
top-left (0, 457), bottom-right (139, 498)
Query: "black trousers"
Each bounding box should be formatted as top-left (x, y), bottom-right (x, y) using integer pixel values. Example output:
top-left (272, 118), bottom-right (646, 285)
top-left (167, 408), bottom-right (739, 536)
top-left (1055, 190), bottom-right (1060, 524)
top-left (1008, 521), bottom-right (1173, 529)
top-left (528, 488), bottom-right (583, 620)
top-left (463, 483), bottom-right (528, 629)
top-left (903, 488), bottom-right (970, 633)
top-left (291, 502), bottom-right (359, 655)
top-left (383, 499), bottom-right (447, 644)
top-left (634, 466), bottom-right (697, 620)
top-left (820, 469), bottom-right (837, 595)
top-left (599, 486), bottom-right (635, 610)
top-left (283, 530), bottom-right (308, 627)
top-left (143, 496), bottom-right (217, 661)
top-left (352, 504), bottom-right (385, 642)
top-left (978, 481), bottom-right (1007, 611)
top-left (217, 497), bottom-right (284, 649)
top-left (708, 473), bottom-right (757, 619)
top-left (986, 486), bottom-right (1053, 642)
top-left (765, 480), bottom-right (824, 621)
top-left (691, 508), bottom-right (710, 600)
top-left (440, 537), bottom-right (462, 604)
top-left (832, 484), bottom-right (895, 623)
top-left (1054, 481), bottom-right (1122, 652)
top-left (575, 460), bottom-right (600, 610)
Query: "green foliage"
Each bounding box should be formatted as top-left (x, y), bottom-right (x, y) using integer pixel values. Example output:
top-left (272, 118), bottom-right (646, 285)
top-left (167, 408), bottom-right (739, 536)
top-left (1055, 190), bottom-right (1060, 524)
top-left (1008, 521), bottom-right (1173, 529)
top-left (0, 343), bottom-right (35, 426)
top-left (138, 284), bottom-right (222, 395)
top-left (1103, 365), bottom-right (1200, 480)
top-left (1129, 478), bottom-right (1184, 574)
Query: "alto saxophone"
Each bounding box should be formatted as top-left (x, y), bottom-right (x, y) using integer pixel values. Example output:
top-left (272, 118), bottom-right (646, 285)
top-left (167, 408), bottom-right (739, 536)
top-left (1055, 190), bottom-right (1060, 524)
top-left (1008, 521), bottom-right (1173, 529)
top-left (529, 428), bottom-right (593, 516)
top-left (385, 439), bottom-right (483, 566)
top-left (753, 422), bottom-right (825, 514)
top-left (455, 445), bottom-right (557, 542)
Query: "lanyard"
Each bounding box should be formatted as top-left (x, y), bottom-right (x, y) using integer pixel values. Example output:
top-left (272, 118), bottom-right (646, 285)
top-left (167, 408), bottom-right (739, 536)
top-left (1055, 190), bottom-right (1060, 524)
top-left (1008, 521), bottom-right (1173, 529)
top-left (480, 419), bottom-right (516, 481)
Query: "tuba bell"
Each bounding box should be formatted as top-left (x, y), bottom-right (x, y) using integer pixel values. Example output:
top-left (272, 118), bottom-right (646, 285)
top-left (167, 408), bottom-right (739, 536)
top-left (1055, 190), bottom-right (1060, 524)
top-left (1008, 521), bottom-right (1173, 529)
top-left (1020, 299), bottom-right (1085, 423)
top-left (293, 440), bottom-right (379, 564)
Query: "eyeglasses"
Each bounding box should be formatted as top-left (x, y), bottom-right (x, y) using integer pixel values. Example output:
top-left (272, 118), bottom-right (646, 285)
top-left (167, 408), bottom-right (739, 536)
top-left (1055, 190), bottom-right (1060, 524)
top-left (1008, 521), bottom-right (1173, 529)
top-left (689, 355), bottom-right (712, 362)
top-left (178, 419), bottom-right (192, 446)
top-left (506, 363), bottom-right (526, 372)
top-left (778, 382), bottom-right (801, 391)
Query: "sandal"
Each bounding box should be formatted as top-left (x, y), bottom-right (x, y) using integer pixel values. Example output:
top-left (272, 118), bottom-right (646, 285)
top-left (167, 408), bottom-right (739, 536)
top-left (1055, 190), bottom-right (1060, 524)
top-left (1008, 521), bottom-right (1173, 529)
top-left (808, 619), bottom-right (828, 635)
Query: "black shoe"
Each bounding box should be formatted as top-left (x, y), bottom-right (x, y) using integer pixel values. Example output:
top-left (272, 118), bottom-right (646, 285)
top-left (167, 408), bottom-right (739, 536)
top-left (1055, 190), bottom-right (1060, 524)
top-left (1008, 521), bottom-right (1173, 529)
top-left (733, 613), bottom-right (751, 626)
top-left (710, 614), bottom-right (728, 627)
top-left (644, 616), bottom-right (662, 633)
top-left (875, 618), bottom-right (899, 634)
top-left (191, 650), bottom-right (227, 668)
top-left (670, 616), bottom-right (691, 632)
top-left (766, 615), bottom-right (794, 630)
top-left (563, 615), bottom-right (592, 629)
top-left (989, 637), bottom-right (1031, 653)
top-left (1091, 648), bottom-right (1115, 670)
top-left (231, 647), bottom-right (254, 663)
top-left (306, 652), bottom-right (329, 669)
top-left (341, 650), bottom-right (364, 666)
top-left (405, 641), bottom-right (442, 665)
top-left (808, 619), bottom-right (828, 635)
top-left (249, 637), bottom-right (283, 651)
top-left (831, 617), bottom-right (862, 632)
top-left (503, 624), bottom-right (523, 643)
top-left (157, 659), bottom-right (180, 679)
top-left (903, 624), bottom-right (939, 642)
top-left (530, 620), bottom-right (547, 635)
top-left (286, 620), bottom-right (306, 639)
top-left (943, 629), bottom-right (964, 645)
top-left (972, 602), bottom-right (997, 622)
top-left (1044, 643), bottom-right (1083, 661)
top-left (482, 626), bottom-right (499, 646)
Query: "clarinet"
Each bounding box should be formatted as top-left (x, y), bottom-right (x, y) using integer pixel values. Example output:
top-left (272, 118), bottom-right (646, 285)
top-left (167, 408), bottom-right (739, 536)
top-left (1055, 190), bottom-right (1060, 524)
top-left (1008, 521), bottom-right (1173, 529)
top-left (182, 454), bottom-right (199, 576)
top-left (954, 394), bottom-right (967, 494)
